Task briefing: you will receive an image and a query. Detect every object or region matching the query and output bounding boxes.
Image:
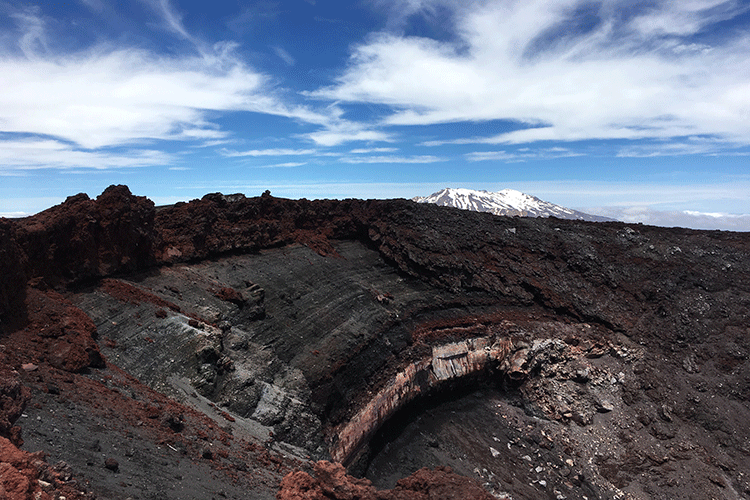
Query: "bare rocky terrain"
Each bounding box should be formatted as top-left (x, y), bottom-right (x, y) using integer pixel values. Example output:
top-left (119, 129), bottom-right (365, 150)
top-left (1, 185), bottom-right (749, 499)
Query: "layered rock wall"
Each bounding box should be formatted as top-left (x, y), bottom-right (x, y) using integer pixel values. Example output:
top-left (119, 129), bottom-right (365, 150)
top-left (331, 336), bottom-right (512, 465)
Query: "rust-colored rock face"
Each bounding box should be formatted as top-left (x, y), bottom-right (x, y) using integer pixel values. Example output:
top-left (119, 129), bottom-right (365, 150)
top-left (153, 192), bottom-right (361, 263)
top-left (16, 185), bottom-right (155, 288)
top-left (23, 288), bottom-right (104, 373)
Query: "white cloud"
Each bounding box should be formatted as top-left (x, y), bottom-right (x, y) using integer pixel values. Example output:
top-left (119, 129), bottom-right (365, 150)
top-left (0, 195), bottom-right (67, 217)
top-left (311, 0), bottom-right (750, 150)
top-left (339, 154), bottom-right (444, 163)
top-left (304, 127), bottom-right (393, 147)
top-left (272, 46), bottom-right (295, 66)
top-left (350, 147), bottom-right (399, 153)
top-left (256, 162), bottom-right (307, 168)
top-left (0, 138), bottom-right (174, 170)
top-left (10, 7), bottom-right (48, 58)
top-left (78, 0), bottom-right (104, 11)
top-left (465, 151), bottom-right (521, 162)
top-left (0, 212), bottom-right (31, 218)
top-left (594, 206), bottom-right (750, 231)
top-left (0, 4), bottom-right (361, 166)
top-left (616, 137), bottom-right (749, 157)
top-left (629, 0), bottom-right (749, 37)
top-left (221, 148), bottom-right (317, 157)
top-left (466, 147), bottom-right (583, 162)
top-left (0, 44), bottom-right (271, 149)
top-left (143, 0), bottom-right (194, 44)
top-left (167, 181), bottom-right (455, 201)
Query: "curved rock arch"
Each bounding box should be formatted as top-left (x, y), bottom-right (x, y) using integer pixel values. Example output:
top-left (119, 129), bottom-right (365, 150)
top-left (329, 334), bottom-right (527, 467)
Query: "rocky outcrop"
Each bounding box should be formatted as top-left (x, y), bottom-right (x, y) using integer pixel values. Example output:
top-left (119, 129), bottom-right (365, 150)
top-left (153, 191), bottom-right (362, 262)
top-left (0, 434), bottom-right (94, 500)
top-left (16, 185), bottom-right (155, 289)
top-left (23, 288), bottom-right (104, 373)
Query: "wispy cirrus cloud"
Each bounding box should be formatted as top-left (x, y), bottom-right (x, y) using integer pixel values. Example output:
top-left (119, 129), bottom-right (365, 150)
top-left (78, 0), bottom-right (104, 12)
top-left (256, 162), bottom-right (307, 168)
top-left (616, 138), bottom-right (750, 158)
top-left (466, 147), bottom-right (583, 162)
top-left (220, 148), bottom-right (317, 157)
top-left (9, 6), bottom-right (48, 57)
top-left (272, 46), bottom-right (295, 66)
top-left (145, 0), bottom-right (194, 42)
top-left (350, 147), bottom-right (398, 153)
top-left (628, 0), bottom-right (748, 37)
top-left (0, 44), bottom-right (274, 150)
top-left (0, 5), bottom-right (286, 151)
top-left (0, 137), bottom-right (174, 171)
top-left (311, 0), bottom-right (750, 151)
top-left (0, 2), bottom-right (386, 173)
top-left (339, 154), bottom-right (444, 164)
top-left (304, 126), bottom-right (392, 147)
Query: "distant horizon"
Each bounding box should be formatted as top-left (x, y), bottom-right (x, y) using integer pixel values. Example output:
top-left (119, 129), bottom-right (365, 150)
top-left (1, 1), bottom-right (749, 230)
top-left (3, 183), bottom-right (749, 232)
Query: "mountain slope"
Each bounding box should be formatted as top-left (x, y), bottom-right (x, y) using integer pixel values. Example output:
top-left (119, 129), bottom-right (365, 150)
top-left (413, 187), bottom-right (612, 221)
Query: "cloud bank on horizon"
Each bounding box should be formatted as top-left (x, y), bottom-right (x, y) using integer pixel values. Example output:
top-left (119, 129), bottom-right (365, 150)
top-left (0, 0), bottom-right (749, 229)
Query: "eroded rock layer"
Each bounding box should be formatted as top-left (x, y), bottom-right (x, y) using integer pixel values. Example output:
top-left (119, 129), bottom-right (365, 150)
top-left (0, 186), bottom-right (749, 499)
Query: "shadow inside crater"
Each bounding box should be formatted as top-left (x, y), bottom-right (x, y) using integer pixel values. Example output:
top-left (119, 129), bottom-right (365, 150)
top-left (360, 379), bottom-right (543, 491)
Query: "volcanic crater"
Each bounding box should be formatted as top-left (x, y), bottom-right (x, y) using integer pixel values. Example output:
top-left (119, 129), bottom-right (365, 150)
top-left (1, 185), bottom-right (749, 500)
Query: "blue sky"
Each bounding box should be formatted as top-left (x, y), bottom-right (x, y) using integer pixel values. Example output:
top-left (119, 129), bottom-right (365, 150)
top-left (1, 0), bottom-right (750, 229)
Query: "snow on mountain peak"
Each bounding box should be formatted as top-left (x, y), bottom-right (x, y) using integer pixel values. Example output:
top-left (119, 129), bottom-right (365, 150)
top-left (412, 188), bottom-right (610, 222)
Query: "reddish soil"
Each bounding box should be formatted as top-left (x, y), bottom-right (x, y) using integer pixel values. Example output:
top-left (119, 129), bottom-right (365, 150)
top-left (276, 460), bottom-right (495, 500)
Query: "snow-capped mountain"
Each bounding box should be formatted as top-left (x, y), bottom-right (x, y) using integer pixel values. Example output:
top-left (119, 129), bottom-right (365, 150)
top-left (413, 188), bottom-right (611, 222)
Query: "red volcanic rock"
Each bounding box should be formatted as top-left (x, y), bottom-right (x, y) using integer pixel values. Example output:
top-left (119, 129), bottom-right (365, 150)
top-left (0, 369), bottom-right (30, 446)
top-left (0, 436), bottom-right (48, 500)
top-left (0, 436), bottom-right (90, 500)
top-left (17, 185), bottom-right (155, 287)
top-left (276, 461), bottom-right (495, 500)
top-left (153, 193), bottom-right (361, 262)
top-left (394, 466), bottom-right (496, 499)
top-left (25, 288), bottom-right (104, 372)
